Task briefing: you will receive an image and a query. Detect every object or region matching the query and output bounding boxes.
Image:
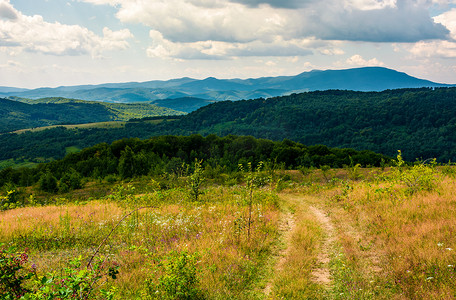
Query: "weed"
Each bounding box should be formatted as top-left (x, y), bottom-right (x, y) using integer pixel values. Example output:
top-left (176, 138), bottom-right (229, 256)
top-left (143, 250), bottom-right (204, 299)
top-left (391, 150), bottom-right (438, 194)
top-left (239, 161), bottom-right (267, 240)
top-left (188, 160), bottom-right (205, 203)
top-left (1, 184), bottom-right (280, 298)
top-left (0, 244), bottom-right (33, 298)
top-left (0, 244), bottom-right (119, 299)
top-left (0, 190), bottom-right (20, 211)
top-left (346, 161), bottom-right (363, 181)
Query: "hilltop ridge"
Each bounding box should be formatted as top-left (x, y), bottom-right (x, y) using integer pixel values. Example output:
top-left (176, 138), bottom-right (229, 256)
top-left (0, 67), bottom-right (451, 107)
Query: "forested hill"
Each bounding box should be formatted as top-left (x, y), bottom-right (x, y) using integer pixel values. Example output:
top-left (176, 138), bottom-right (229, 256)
top-left (1, 87), bottom-right (456, 164)
top-left (167, 87), bottom-right (456, 161)
top-left (0, 134), bottom-right (389, 189)
top-left (0, 97), bottom-right (184, 133)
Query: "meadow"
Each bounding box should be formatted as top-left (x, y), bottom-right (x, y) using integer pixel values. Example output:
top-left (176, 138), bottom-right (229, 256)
top-left (1, 157), bottom-right (456, 299)
top-left (11, 122), bottom-right (127, 135)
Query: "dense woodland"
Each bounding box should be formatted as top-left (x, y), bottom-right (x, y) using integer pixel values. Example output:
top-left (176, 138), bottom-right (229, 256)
top-left (0, 134), bottom-right (388, 191)
top-left (1, 88), bottom-right (456, 165)
top-left (171, 88), bottom-right (456, 161)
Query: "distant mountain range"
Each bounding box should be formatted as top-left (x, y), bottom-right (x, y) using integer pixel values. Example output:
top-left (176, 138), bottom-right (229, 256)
top-left (1, 68), bottom-right (453, 110)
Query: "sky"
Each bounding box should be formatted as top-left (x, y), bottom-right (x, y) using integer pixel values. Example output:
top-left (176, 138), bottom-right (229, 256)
top-left (1, 0), bottom-right (456, 88)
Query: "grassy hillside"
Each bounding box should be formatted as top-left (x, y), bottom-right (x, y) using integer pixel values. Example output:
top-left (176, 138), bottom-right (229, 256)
top-left (1, 156), bottom-right (455, 298)
top-left (0, 97), bottom-right (184, 133)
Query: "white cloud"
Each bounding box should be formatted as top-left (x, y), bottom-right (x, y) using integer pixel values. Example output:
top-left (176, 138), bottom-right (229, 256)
top-left (0, 0), bottom-right (17, 20)
top-left (1, 59), bottom-right (21, 68)
top-left (401, 8), bottom-right (456, 58)
top-left (407, 40), bottom-right (456, 58)
top-left (320, 48), bottom-right (345, 56)
top-left (82, 0), bottom-right (450, 44)
top-left (77, 0), bottom-right (452, 64)
top-left (344, 0), bottom-right (396, 10)
top-left (310, 0), bottom-right (450, 42)
top-left (346, 54), bottom-right (385, 66)
top-left (428, 0), bottom-right (456, 5)
top-left (114, 0), bottom-right (291, 44)
top-left (146, 30), bottom-right (337, 60)
top-left (228, 0), bottom-right (315, 8)
top-left (0, 0), bottom-right (133, 57)
top-left (434, 8), bottom-right (456, 38)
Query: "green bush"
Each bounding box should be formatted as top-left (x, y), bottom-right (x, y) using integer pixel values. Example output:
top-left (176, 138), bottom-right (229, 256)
top-left (143, 250), bottom-right (204, 300)
top-left (0, 189), bottom-right (21, 211)
top-left (0, 244), bottom-right (118, 299)
top-left (188, 160), bottom-right (205, 202)
top-left (392, 150), bottom-right (438, 194)
top-left (39, 172), bottom-right (58, 193)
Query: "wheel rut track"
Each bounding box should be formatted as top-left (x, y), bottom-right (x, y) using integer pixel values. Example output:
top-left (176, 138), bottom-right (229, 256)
top-left (309, 205), bottom-right (336, 286)
top-left (264, 210), bottom-right (295, 297)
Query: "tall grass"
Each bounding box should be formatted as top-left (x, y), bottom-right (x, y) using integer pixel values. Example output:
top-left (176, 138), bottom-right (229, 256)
top-left (4, 165), bottom-right (455, 298)
top-left (318, 167), bottom-right (456, 299)
top-left (0, 184), bottom-right (280, 298)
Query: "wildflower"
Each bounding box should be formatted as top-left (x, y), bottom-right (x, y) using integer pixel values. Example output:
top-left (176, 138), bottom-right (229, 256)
top-left (446, 248), bottom-right (454, 251)
top-left (426, 277), bottom-right (434, 281)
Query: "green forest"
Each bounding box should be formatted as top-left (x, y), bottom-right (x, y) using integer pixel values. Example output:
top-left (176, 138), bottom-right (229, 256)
top-left (1, 88), bottom-right (455, 165)
top-left (0, 134), bottom-right (388, 194)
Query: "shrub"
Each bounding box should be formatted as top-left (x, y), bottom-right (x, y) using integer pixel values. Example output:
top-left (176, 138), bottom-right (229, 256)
top-left (0, 245), bottom-right (33, 298)
top-left (188, 160), bottom-right (205, 202)
top-left (392, 150), bottom-right (438, 194)
top-left (0, 189), bottom-right (21, 211)
top-left (0, 244), bottom-right (119, 299)
top-left (59, 168), bottom-right (83, 192)
top-left (143, 250), bottom-right (204, 300)
top-left (39, 172), bottom-right (58, 193)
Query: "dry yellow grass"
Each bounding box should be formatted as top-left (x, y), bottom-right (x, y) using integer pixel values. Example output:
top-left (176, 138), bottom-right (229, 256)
top-left (320, 172), bottom-right (456, 299)
top-left (0, 201), bottom-right (123, 240)
top-left (1, 186), bottom-right (281, 298)
top-left (5, 167), bottom-right (455, 298)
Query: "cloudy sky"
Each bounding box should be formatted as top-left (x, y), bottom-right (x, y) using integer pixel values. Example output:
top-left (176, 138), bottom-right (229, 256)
top-left (1, 0), bottom-right (456, 88)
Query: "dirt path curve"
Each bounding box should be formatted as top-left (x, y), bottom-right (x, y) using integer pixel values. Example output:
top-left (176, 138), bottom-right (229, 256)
top-left (263, 211), bottom-right (295, 296)
top-left (308, 205), bottom-right (336, 285)
top-left (263, 195), bottom-right (337, 297)
top-left (263, 193), bottom-right (386, 298)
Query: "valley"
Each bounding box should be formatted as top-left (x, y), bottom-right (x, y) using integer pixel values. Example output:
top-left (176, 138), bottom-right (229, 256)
top-left (1, 67), bottom-right (456, 299)
top-left (1, 87), bottom-right (456, 168)
top-left (3, 0), bottom-right (456, 297)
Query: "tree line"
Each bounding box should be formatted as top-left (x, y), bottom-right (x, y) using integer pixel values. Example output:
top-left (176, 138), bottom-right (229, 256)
top-left (0, 134), bottom-right (388, 191)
